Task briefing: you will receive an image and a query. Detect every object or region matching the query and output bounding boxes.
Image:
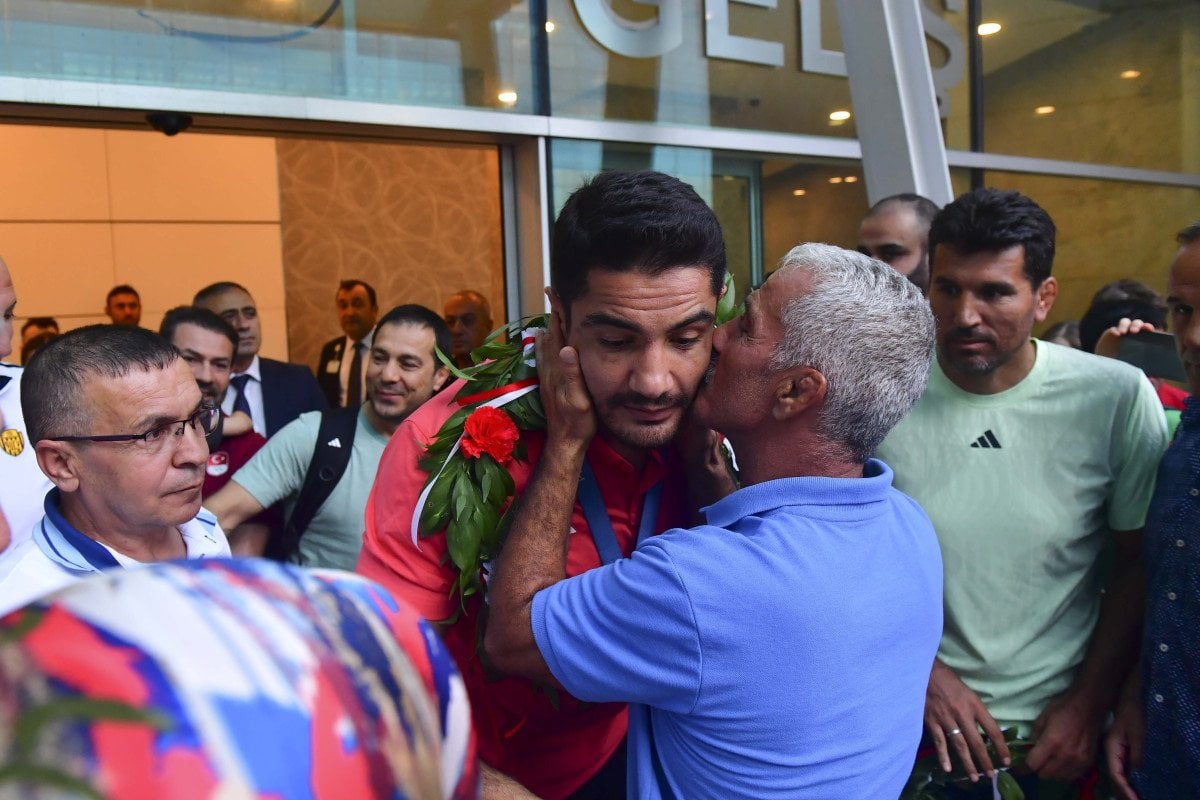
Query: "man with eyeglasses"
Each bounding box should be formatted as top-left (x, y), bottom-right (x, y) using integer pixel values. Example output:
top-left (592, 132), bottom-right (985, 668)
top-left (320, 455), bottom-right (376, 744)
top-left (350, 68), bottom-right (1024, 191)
top-left (0, 325), bottom-right (231, 616)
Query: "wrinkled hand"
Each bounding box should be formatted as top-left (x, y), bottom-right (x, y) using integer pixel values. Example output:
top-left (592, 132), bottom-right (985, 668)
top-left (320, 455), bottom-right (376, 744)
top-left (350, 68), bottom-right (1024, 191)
top-left (535, 310), bottom-right (596, 452)
top-left (924, 660), bottom-right (1011, 781)
top-left (1095, 318), bottom-right (1157, 359)
top-left (1104, 695), bottom-right (1144, 800)
top-left (1025, 689), bottom-right (1103, 782)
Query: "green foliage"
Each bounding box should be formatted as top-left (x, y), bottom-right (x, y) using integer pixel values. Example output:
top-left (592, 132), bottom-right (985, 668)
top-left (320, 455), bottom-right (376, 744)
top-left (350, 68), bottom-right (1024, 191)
top-left (1, 615), bottom-right (175, 799)
top-left (900, 728), bottom-right (1033, 800)
top-left (716, 271), bottom-right (742, 326)
top-left (417, 281), bottom-right (740, 610)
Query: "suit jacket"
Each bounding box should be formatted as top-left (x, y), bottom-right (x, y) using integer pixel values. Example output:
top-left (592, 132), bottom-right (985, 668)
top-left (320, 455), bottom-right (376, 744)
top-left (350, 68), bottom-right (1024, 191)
top-left (260, 357), bottom-right (328, 437)
top-left (316, 336), bottom-right (346, 409)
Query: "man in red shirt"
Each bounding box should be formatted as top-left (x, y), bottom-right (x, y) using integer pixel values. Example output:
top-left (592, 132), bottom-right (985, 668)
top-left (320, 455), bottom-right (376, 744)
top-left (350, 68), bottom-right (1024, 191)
top-left (358, 170), bottom-right (733, 800)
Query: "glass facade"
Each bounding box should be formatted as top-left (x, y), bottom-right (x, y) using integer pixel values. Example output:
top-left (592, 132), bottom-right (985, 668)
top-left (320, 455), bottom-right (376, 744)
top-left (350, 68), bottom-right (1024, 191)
top-left (0, 1), bottom-right (539, 112)
top-left (545, 0), bottom-right (859, 138)
top-left (967, 0), bottom-right (1198, 172)
top-left (0, 0), bottom-right (1194, 319)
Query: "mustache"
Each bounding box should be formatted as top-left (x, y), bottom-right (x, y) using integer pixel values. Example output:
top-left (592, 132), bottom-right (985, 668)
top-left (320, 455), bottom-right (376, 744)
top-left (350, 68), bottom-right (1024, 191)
top-left (945, 328), bottom-right (996, 345)
top-left (606, 391), bottom-right (690, 411)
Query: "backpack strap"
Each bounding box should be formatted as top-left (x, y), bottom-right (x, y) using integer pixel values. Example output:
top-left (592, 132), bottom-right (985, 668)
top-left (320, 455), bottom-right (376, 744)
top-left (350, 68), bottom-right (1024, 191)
top-left (270, 405), bottom-right (360, 563)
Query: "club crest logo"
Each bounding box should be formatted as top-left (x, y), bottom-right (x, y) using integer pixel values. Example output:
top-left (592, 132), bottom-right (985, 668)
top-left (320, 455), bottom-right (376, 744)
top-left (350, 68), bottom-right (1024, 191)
top-left (206, 451), bottom-right (229, 477)
top-left (1, 428), bottom-right (24, 457)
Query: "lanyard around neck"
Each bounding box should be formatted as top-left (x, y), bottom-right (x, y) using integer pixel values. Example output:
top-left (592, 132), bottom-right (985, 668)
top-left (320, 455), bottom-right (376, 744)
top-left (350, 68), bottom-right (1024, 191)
top-left (578, 457), bottom-right (662, 565)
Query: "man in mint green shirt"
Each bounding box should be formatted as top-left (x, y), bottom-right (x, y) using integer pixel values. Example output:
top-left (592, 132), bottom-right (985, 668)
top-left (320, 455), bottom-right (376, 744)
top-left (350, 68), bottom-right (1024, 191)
top-left (877, 189), bottom-right (1167, 794)
top-left (206, 305), bottom-right (450, 570)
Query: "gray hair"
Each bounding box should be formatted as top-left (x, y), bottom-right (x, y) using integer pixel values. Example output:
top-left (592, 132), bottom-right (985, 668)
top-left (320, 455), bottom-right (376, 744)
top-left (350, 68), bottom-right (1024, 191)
top-left (769, 243), bottom-right (934, 461)
top-left (22, 325), bottom-right (181, 443)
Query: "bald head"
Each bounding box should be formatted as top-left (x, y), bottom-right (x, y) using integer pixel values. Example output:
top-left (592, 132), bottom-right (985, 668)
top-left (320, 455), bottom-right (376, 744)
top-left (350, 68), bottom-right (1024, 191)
top-left (857, 194), bottom-right (939, 294)
top-left (443, 290), bottom-right (493, 368)
top-left (1, 257), bottom-right (15, 361)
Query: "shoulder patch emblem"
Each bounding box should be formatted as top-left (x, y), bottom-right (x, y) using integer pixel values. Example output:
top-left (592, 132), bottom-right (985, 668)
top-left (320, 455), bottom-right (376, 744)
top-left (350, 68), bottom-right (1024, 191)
top-left (1, 428), bottom-right (24, 457)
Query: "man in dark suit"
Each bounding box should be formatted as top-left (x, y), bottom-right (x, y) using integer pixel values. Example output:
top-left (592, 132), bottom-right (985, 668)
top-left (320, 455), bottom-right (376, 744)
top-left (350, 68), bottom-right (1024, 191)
top-left (316, 279), bottom-right (379, 408)
top-left (194, 282), bottom-right (327, 438)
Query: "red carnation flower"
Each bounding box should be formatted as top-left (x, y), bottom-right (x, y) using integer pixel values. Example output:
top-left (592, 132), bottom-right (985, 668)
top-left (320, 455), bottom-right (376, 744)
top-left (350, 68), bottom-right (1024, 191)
top-left (461, 406), bottom-right (520, 463)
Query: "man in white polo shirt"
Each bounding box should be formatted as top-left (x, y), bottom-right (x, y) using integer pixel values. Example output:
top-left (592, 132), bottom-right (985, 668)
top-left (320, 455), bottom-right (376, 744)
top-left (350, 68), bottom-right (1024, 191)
top-left (0, 254), bottom-right (53, 553)
top-left (0, 325), bottom-right (230, 615)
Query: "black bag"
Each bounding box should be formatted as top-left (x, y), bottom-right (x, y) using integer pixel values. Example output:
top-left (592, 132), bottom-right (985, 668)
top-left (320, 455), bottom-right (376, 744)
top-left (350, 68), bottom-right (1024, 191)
top-left (266, 406), bottom-right (360, 563)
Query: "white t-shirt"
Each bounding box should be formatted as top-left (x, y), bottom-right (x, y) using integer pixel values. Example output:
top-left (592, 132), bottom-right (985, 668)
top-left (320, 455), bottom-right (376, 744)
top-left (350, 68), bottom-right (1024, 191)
top-left (0, 363), bottom-right (53, 551)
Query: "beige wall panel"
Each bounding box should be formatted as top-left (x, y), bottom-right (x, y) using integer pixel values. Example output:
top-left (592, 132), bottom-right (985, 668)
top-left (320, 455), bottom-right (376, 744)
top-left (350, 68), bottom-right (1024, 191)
top-left (109, 222), bottom-right (288, 361)
top-left (105, 130), bottom-right (281, 223)
top-left (1, 222), bottom-right (116, 318)
top-left (0, 125), bottom-right (112, 221)
top-left (277, 139), bottom-right (505, 372)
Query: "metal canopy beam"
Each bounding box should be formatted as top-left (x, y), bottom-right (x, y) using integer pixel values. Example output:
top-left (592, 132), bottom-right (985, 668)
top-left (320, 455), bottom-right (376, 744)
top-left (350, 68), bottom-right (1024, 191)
top-left (834, 0), bottom-right (954, 206)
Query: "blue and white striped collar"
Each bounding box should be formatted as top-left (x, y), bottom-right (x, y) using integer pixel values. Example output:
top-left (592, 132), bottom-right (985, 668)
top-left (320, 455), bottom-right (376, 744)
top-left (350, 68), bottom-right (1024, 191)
top-left (33, 489), bottom-right (122, 575)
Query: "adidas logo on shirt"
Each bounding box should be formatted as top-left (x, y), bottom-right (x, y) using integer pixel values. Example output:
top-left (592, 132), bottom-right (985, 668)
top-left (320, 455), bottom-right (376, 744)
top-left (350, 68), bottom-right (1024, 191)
top-left (970, 430), bottom-right (1002, 449)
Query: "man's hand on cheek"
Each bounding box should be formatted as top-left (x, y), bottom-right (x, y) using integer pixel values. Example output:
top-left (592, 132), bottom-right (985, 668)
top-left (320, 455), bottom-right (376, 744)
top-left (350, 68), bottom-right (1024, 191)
top-left (536, 311), bottom-right (596, 453)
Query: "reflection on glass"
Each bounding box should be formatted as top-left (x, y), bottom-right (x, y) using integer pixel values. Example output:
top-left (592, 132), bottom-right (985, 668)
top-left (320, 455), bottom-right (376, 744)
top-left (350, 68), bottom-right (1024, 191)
top-left (0, 1), bottom-right (536, 112)
top-left (979, 0), bottom-right (1199, 171)
top-left (546, 0), bottom-right (859, 138)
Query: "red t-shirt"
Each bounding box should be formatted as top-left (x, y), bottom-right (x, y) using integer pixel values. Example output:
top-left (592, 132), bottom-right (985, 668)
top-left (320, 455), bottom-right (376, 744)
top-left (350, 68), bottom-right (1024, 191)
top-left (357, 381), bottom-right (691, 800)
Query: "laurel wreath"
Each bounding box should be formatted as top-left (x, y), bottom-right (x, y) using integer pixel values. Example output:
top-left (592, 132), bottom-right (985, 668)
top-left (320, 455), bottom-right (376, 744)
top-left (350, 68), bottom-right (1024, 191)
top-left (416, 275), bottom-right (741, 605)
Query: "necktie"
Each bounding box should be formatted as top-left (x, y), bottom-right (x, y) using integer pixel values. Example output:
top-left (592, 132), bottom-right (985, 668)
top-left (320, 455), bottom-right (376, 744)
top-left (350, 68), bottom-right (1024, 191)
top-left (346, 342), bottom-right (365, 408)
top-left (230, 373), bottom-right (253, 420)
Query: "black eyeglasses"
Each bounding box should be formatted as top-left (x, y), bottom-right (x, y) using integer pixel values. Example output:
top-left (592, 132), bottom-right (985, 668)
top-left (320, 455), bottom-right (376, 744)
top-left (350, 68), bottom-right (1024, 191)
top-left (48, 406), bottom-right (220, 454)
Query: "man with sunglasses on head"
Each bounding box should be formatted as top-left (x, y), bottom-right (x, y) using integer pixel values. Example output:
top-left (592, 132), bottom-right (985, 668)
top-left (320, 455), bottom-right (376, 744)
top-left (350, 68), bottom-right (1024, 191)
top-left (0, 325), bottom-right (230, 616)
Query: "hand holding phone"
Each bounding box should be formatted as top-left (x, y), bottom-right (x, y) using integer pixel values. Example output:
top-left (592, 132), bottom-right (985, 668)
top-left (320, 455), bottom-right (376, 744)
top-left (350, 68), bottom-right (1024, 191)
top-left (1115, 330), bottom-right (1187, 383)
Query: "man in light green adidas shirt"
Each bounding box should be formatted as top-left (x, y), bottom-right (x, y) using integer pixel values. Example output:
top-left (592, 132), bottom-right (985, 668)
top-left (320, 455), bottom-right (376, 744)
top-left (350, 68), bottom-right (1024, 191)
top-left (877, 189), bottom-right (1168, 795)
top-left (206, 305), bottom-right (450, 570)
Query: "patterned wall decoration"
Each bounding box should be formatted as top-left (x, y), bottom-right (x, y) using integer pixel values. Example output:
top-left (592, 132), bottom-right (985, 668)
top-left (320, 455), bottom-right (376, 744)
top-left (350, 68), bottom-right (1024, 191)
top-left (277, 138), bottom-right (506, 372)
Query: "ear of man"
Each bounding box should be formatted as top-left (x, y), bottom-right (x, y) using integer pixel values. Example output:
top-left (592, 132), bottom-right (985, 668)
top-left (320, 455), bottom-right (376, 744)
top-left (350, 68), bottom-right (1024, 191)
top-left (1034, 276), bottom-right (1058, 322)
top-left (772, 367), bottom-right (827, 422)
top-left (35, 441), bottom-right (83, 493)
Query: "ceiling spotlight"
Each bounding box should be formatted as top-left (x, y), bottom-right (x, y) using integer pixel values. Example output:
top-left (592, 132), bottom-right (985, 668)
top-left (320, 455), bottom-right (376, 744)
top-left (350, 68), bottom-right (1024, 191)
top-left (977, 22), bottom-right (1002, 36)
top-left (1034, 105), bottom-right (1055, 115)
top-left (844, 175), bottom-right (859, 184)
top-left (1120, 69), bottom-right (1141, 79)
top-left (497, 90), bottom-right (518, 105)
top-left (792, 189), bottom-right (807, 197)
top-left (829, 110), bottom-right (852, 122)
top-left (545, 20), bottom-right (556, 33)
top-left (829, 177), bottom-right (844, 184)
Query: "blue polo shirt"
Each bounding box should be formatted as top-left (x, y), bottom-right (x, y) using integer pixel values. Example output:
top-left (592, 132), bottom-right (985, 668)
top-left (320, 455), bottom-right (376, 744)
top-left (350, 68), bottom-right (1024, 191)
top-left (532, 459), bottom-right (943, 800)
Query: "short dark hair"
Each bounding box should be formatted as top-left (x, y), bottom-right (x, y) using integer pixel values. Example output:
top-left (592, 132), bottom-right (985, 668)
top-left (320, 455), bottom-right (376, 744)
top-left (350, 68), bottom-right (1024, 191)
top-left (20, 316), bottom-right (59, 338)
top-left (159, 306), bottom-right (238, 354)
top-left (22, 325), bottom-right (181, 443)
top-left (866, 193), bottom-right (940, 230)
top-left (550, 170), bottom-right (727, 306)
top-left (929, 188), bottom-right (1056, 288)
top-left (1178, 221), bottom-right (1200, 247)
top-left (193, 281), bottom-right (251, 306)
top-left (1090, 279), bottom-right (1166, 309)
top-left (338, 279), bottom-right (378, 308)
top-left (374, 304), bottom-right (452, 362)
top-left (106, 284), bottom-right (140, 304)
top-left (1079, 299), bottom-right (1169, 354)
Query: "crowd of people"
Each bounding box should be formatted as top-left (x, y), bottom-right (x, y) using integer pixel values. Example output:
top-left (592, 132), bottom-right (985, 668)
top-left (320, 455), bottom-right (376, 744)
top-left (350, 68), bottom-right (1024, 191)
top-left (0, 169), bottom-right (1195, 800)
